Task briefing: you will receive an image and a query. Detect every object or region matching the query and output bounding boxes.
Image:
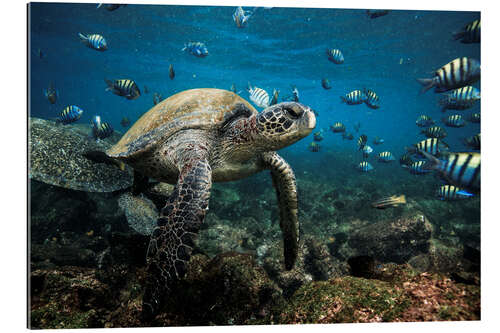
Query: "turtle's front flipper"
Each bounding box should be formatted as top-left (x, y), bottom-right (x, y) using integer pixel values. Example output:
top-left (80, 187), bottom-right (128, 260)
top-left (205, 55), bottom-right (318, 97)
top-left (142, 156), bottom-right (212, 320)
top-left (262, 152), bottom-right (299, 270)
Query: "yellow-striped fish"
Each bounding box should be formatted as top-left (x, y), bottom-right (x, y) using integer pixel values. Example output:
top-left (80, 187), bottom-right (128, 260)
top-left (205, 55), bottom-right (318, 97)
top-left (330, 122), bottom-right (346, 133)
top-left (439, 86), bottom-right (480, 112)
top-left (341, 90), bottom-right (366, 105)
top-left (326, 48), bottom-right (344, 64)
top-left (421, 126), bottom-right (447, 139)
top-left (407, 138), bottom-right (449, 157)
top-left (463, 133), bottom-right (480, 150)
top-left (417, 57), bottom-right (480, 93)
top-left (105, 79), bottom-right (141, 100)
top-left (442, 114), bottom-right (466, 128)
top-left (437, 185), bottom-right (474, 200)
top-left (378, 151), bottom-right (395, 163)
top-left (404, 161), bottom-right (432, 175)
top-left (78, 33), bottom-right (107, 51)
top-left (416, 115), bottom-right (435, 127)
top-left (363, 88), bottom-right (380, 109)
top-left (57, 105), bottom-right (83, 124)
top-left (357, 134), bottom-right (367, 150)
top-left (453, 19), bottom-right (480, 43)
top-left (420, 150), bottom-right (480, 193)
top-left (357, 161), bottom-right (374, 172)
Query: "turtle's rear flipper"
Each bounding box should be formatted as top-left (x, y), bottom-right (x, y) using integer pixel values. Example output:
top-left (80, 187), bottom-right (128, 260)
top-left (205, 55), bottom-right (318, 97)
top-left (142, 156), bottom-right (212, 320)
top-left (83, 150), bottom-right (125, 171)
top-left (263, 152), bottom-right (298, 270)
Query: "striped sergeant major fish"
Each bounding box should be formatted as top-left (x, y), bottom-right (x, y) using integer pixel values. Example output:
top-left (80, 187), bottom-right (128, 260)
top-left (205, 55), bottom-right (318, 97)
top-left (453, 19), bottom-right (480, 43)
top-left (313, 131), bottom-right (324, 142)
top-left (91, 115), bottom-right (113, 140)
top-left (463, 133), bottom-right (480, 150)
top-left (357, 134), bottom-right (367, 150)
top-left (326, 48), bottom-right (344, 64)
top-left (421, 126), bottom-right (447, 139)
top-left (78, 33), bottom-right (107, 51)
top-left (57, 105), bottom-right (83, 124)
top-left (373, 136), bottom-right (384, 145)
top-left (44, 81), bottom-right (58, 104)
top-left (468, 112), bottom-right (480, 123)
top-left (407, 138), bottom-right (449, 157)
top-left (357, 161), bottom-right (374, 172)
top-left (270, 89), bottom-right (280, 106)
top-left (363, 88), bottom-right (380, 109)
top-left (247, 83), bottom-right (270, 108)
top-left (403, 160), bottom-right (432, 175)
top-left (341, 90), bottom-right (367, 105)
top-left (399, 152), bottom-right (414, 167)
top-left (378, 151), bottom-right (395, 163)
top-left (437, 185), bottom-right (474, 201)
top-left (233, 6), bottom-right (252, 28)
top-left (442, 114), bottom-right (466, 128)
top-left (416, 115), bottom-right (435, 127)
top-left (183, 42), bottom-right (209, 57)
top-left (105, 79), bottom-right (141, 100)
top-left (417, 57), bottom-right (480, 93)
top-left (438, 86), bottom-right (480, 112)
top-left (419, 150), bottom-right (480, 193)
top-left (330, 122), bottom-right (345, 133)
top-left (371, 194), bottom-right (406, 210)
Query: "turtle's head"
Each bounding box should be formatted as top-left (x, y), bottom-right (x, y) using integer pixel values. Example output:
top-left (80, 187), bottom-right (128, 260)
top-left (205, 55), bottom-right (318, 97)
top-left (256, 102), bottom-right (316, 150)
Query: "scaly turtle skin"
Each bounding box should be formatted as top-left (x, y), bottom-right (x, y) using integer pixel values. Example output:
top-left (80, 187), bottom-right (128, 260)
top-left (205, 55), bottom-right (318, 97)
top-left (29, 117), bottom-right (133, 192)
top-left (105, 88), bottom-right (316, 319)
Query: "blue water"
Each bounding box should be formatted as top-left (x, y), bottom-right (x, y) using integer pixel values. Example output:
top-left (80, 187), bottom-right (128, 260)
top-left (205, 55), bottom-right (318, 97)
top-left (29, 3), bottom-right (480, 207)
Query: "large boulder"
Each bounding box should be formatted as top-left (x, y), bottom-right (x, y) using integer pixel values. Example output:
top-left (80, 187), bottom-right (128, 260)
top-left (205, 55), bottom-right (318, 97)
top-left (347, 212), bottom-right (433, 263)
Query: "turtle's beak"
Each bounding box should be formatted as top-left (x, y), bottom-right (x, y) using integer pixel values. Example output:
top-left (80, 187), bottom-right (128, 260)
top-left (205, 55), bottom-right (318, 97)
top-left (303, 107), bottom-right (316, 130)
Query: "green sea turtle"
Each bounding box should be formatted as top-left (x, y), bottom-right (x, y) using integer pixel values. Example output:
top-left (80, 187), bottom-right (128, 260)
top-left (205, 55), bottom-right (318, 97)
top-left (101, 88), bottom-right (316, 318)
top-left (29, 117), bottom-right (133, 192)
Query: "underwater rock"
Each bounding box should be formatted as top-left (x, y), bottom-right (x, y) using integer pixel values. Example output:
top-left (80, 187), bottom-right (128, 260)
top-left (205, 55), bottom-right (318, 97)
top-left (30, 267), bottom-right (116, 329)
top-left (303, 236), bottom-right (350, 281)
top-left (198, 213), bottom-right (255, 257)
top-left (159, 252), bottom-right (282, 325)
top-left (29, 117), bottom-right (133, 192)
top-left (347, 212), bottom-right (432, 263)
top-left (31, 243), bottom-right (97, 268)
top-left (261, 236), bottom-right (348, 297)
top-left (256, 265), bottom-right (480, 324)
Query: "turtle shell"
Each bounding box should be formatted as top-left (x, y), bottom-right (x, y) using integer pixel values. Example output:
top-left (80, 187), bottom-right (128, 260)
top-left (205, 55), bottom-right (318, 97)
top-left (29, 117), bottom-right (133, 192)
top-left (107, 88), bottom-right (257, 158)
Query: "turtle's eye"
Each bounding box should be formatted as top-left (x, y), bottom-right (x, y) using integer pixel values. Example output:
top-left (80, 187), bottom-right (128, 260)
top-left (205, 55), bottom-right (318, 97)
top-left (284, 107), bottom-right (301, 119)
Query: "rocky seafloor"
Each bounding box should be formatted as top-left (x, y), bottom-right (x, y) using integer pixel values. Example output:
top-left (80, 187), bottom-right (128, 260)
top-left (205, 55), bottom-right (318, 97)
top-left (29, 157), bottom-right (480, 328)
